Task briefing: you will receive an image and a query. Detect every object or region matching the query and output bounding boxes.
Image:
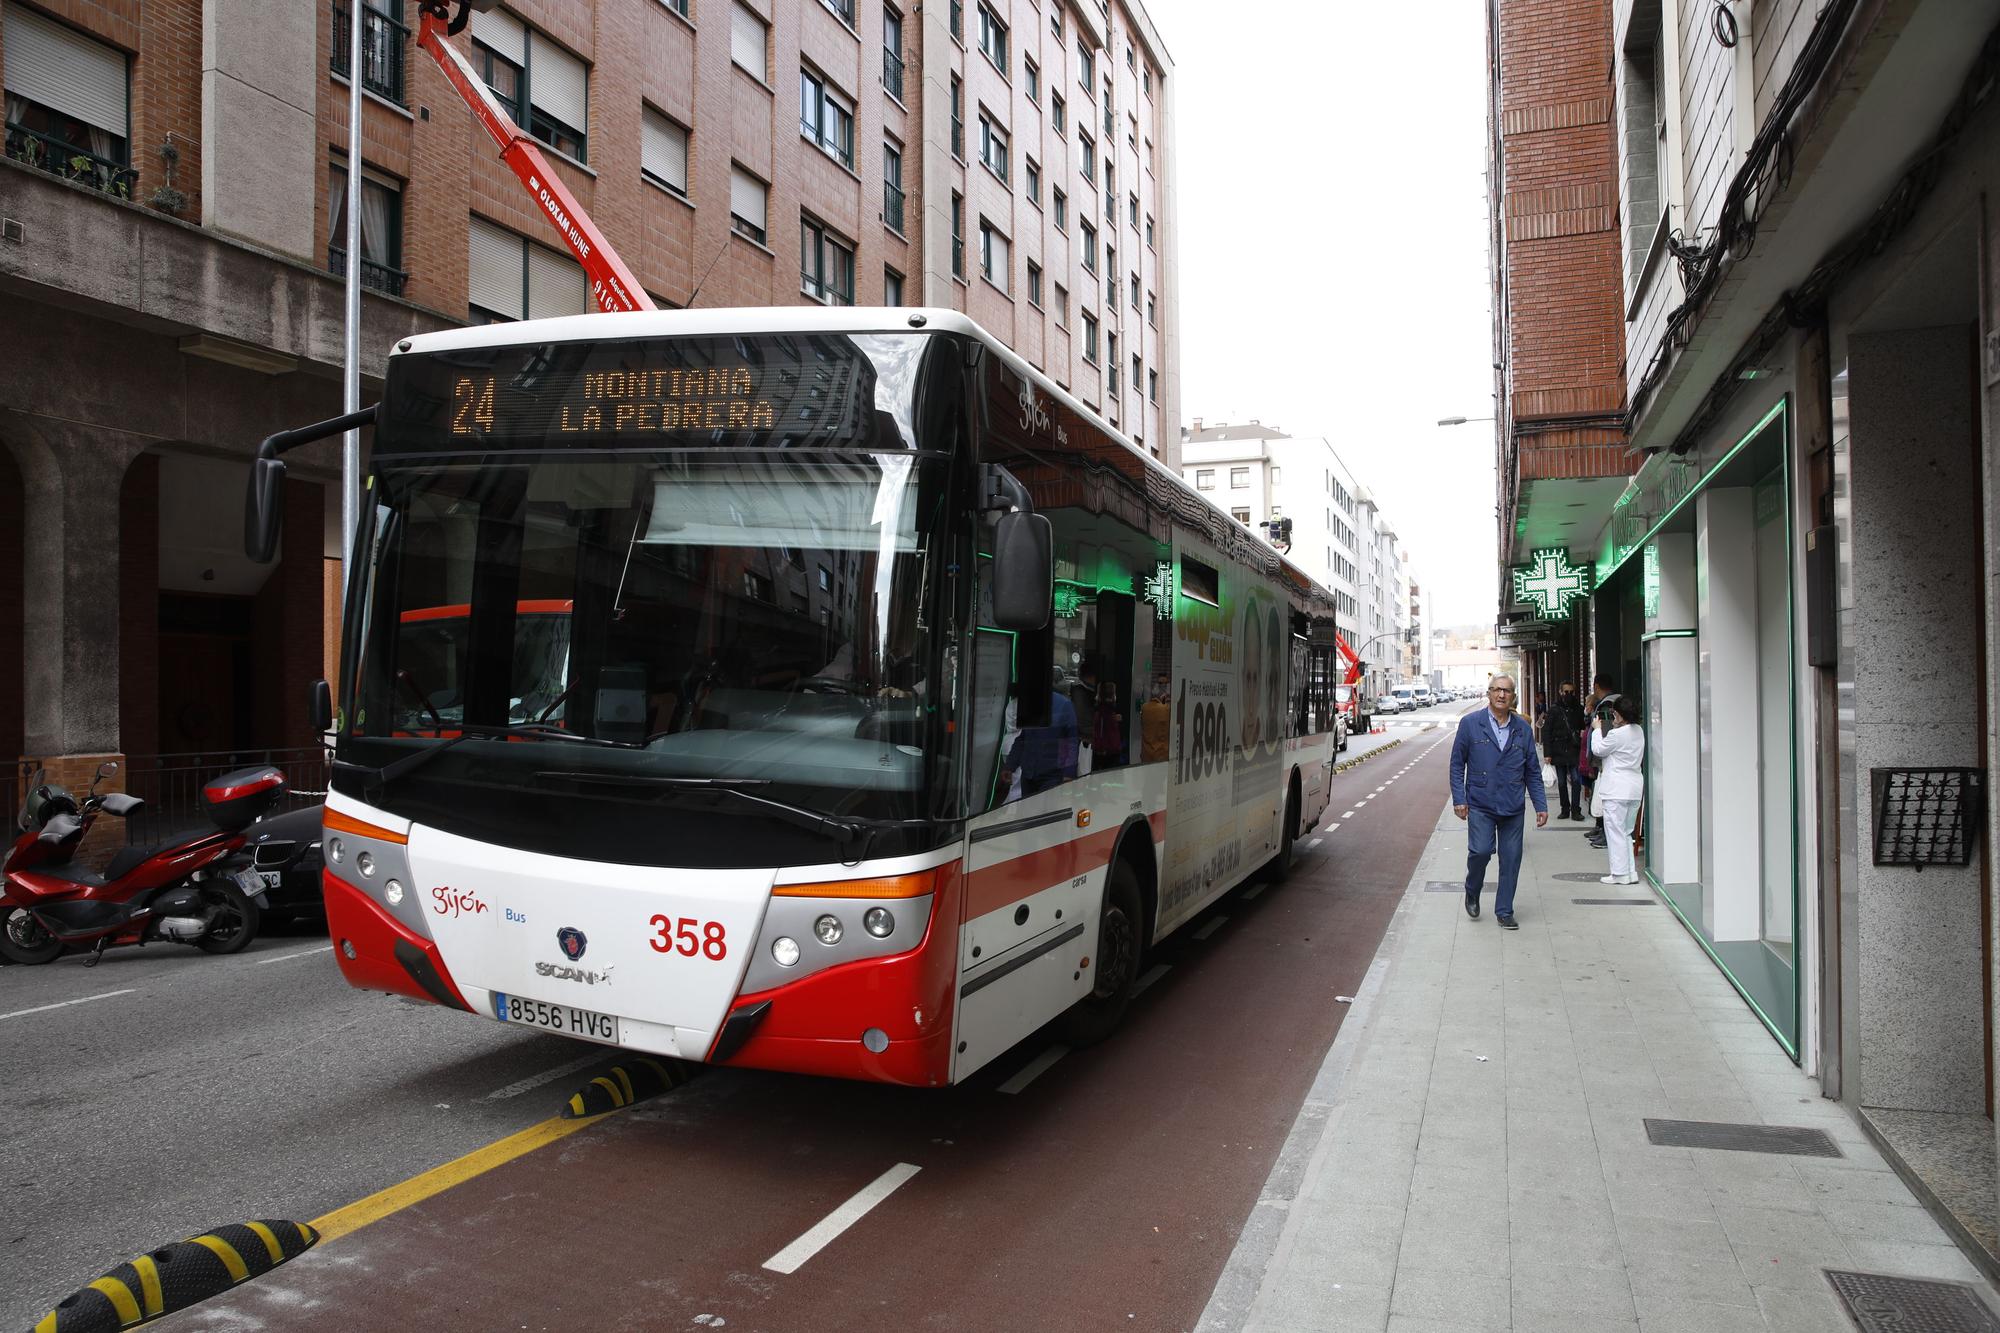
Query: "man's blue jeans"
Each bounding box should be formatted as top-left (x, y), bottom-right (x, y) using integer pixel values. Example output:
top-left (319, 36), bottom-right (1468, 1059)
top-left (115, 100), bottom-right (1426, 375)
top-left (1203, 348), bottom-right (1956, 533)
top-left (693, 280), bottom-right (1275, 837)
top-left (1466, 806), bottom-right (1526, 917)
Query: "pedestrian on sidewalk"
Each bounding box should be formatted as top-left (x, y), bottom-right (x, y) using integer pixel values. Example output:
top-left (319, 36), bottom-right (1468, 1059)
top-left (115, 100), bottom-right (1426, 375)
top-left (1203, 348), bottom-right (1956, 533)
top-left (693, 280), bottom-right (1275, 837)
top-left (1582, 672), bottom-right (1615, 849)
top-left (1589, 694), bottom-right (1645, 884)
top-left (1538, 680), bottom-right (1586, 820)
top-left (1449, 675), bottom-right (1548, 930)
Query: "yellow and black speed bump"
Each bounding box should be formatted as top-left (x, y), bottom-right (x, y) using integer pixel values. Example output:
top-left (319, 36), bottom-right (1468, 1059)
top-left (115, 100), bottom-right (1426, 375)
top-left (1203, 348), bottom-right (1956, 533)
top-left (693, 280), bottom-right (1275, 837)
top-left (561, 1055), bottom-right (700, 1118)
top-left (32, 1219), bottom-right (318, 1332)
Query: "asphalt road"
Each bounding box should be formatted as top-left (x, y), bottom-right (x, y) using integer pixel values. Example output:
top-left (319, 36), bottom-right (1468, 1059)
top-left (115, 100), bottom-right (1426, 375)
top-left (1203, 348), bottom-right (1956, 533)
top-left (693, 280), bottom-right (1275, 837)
top-left (4, 711), bottom-right (1466, 1332)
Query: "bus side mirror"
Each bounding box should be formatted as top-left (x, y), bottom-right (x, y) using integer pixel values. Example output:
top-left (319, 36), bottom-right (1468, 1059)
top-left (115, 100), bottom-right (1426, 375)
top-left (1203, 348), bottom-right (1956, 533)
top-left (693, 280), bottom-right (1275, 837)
top-left (245, 457), bottom-right (287, 563)
top-left (309, 678), bottom-right (334, 734)
top-left (991, 511), bottom-right (1052, 632)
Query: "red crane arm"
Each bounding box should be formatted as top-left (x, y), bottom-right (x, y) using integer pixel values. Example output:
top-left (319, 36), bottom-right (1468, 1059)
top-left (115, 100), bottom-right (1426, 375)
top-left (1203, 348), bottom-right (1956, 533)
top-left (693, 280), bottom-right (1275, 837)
top-left (414, 6), bottom-right (654, 314)
top-left (1335, 632), bottom-right (1364, 687)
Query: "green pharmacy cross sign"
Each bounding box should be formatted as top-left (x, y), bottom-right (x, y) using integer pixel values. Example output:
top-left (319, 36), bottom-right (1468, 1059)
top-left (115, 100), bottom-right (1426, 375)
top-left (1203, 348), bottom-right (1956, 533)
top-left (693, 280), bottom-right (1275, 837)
top-left (1511, 547), bottom-right (1593, 620)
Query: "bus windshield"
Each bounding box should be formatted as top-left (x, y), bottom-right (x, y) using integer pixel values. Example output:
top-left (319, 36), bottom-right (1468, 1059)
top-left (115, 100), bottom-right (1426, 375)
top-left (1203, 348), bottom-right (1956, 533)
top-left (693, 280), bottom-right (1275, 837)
top-left (342, 450), bottom-right (952, 864)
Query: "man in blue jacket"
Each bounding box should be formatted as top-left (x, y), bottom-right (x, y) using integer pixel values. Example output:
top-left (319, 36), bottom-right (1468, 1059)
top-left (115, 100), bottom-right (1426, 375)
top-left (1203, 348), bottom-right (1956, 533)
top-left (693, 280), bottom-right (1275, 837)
top-left (1449, 675), bottom-right (1548, 930)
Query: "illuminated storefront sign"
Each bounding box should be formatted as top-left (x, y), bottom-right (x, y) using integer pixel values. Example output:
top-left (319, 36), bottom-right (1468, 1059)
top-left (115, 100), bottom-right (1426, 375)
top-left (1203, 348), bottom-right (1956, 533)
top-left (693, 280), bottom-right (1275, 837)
top-left (1510, 547), bottom-right (1593, 620)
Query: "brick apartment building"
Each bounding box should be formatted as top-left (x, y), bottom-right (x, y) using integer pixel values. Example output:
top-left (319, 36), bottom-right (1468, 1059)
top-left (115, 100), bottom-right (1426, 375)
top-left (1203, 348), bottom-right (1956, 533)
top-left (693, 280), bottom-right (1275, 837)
top-left (0, 0), bottom-right (1179, 825)
top-left (1489, 0), bottom-right (2000, 1275)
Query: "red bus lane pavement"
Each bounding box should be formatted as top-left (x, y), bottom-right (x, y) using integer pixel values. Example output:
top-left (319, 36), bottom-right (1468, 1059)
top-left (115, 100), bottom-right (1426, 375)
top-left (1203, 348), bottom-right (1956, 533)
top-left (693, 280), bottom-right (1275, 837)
top-left (166, 735), bottom-right (1455, 1332)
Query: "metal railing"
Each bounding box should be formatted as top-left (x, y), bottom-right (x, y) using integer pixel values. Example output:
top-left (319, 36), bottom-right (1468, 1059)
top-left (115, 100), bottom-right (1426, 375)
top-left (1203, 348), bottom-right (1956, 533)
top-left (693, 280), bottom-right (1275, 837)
top-left (3, 122), bottom-right (135, 199)
top-left (882, 47), bottom-right (905, 100)
top-left (331, 1), bottom-right (410, 106)
top-left (119, 747), bottom-right (329, 848)
top-left (327, 245), bottom-right (408, 297)
top-left (883, 180), bottom-right (905, 233)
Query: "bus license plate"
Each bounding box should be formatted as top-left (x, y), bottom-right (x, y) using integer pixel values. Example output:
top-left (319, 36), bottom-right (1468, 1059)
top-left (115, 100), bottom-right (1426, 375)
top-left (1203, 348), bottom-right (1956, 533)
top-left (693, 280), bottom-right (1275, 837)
top-left (491, 992), bottom-right (620, 1044)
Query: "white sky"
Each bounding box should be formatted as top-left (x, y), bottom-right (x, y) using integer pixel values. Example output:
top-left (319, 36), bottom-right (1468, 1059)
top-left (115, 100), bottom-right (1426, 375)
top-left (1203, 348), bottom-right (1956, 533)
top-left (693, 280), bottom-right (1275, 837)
top-left (1145, 0), bottom-right (1499, 632)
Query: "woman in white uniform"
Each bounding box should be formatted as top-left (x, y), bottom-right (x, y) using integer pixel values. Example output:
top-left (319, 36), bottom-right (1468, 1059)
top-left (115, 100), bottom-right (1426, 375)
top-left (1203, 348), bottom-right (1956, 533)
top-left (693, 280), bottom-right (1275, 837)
top-left (1589, 694), bottom-right (1645, 885)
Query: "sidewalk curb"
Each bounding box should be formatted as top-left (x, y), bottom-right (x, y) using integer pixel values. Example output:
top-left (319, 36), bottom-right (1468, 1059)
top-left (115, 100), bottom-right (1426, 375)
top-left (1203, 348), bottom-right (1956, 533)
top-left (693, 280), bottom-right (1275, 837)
top-left (1332, 737), bottom-right (1402, 774)
top-left (1192, 812), bottom-right (1436, 1333)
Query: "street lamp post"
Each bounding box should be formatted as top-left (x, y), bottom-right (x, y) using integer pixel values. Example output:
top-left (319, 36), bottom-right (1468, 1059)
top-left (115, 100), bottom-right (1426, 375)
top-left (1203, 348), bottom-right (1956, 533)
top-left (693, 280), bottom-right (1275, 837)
top-left (1436, 415), bottom-right (1497, 427)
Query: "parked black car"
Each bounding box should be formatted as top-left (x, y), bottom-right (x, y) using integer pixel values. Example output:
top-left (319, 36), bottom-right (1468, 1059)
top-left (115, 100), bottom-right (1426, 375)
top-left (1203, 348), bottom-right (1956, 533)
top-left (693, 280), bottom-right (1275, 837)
top-left (229, 805), bottom-right (326, 924)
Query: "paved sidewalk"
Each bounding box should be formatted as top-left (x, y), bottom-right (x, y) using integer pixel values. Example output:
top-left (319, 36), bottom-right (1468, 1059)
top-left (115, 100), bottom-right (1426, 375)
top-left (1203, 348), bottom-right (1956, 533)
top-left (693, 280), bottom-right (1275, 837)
top-left (1201, 804), bottom-right (2000, 1332)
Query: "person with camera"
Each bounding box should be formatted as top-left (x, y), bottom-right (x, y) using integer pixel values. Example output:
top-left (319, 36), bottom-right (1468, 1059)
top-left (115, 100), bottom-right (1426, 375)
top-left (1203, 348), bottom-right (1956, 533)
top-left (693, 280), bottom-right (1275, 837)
top-left (1588, 694), bottom-right (1645, 885)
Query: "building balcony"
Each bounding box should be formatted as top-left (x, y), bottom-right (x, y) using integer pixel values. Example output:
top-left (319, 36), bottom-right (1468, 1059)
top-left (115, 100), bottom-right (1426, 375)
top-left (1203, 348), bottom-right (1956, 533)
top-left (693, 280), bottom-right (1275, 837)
top-left (4, 122), bottom-right (135, 200)
top-left (883, 181), bottom-right (905, 234)
top-left (882, 48), bottom-right (905, 100)
top-left (331, 2), bottom-right (410, 107)
top-left (328, 246), bottom-right (409, 298)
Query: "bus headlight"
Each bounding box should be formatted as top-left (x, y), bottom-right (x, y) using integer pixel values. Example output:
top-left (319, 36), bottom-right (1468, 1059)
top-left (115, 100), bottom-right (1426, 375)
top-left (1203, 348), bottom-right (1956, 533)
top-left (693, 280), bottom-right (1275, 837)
top-left (357, 851), bottom-right (376, 878)
top-left (328, 837), bottom-right (345, 865)
top-left (384, 879), bottom-right (404, 906)
top-left (864, 907), bottom-right (894, 938)
top-left (772, 937), bottom-right (801, 967)
top-left (813, 914), bottom-right (843, 946)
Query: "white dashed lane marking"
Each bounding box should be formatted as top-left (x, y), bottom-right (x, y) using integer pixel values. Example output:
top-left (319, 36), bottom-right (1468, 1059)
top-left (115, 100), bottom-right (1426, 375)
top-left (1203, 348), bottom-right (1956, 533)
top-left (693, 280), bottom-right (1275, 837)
top-left (0, 989), bottom-right (137, 1022)
top-left (763, 1163), bottom-right (923, 1274)
top-left (1307, 837), bottom-right (1323, 849)
top-left (997, 1044), bottom-right (1071, 1095)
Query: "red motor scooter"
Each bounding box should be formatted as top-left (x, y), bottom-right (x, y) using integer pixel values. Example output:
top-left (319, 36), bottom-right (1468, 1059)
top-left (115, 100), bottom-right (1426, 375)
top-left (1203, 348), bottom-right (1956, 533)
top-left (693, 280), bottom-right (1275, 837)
top-left (0, 762), bottom-right (287, 965)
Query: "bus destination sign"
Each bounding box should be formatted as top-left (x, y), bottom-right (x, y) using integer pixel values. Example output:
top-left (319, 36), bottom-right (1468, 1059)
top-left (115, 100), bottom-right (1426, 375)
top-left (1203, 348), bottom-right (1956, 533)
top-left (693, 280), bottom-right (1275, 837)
top-left (449, 366), bottom-right (783, 439)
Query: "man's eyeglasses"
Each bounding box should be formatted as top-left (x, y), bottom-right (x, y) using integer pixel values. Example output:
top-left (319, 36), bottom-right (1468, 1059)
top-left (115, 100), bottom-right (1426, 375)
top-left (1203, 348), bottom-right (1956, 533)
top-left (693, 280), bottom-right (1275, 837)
top-left (1489, 688), bottom-right (1514, 695)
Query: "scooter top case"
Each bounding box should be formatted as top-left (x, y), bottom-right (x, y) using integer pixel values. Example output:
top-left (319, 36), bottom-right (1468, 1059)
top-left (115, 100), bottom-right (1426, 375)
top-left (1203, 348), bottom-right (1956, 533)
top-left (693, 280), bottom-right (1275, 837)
top-left (201, 766), bottom-right (287, 833)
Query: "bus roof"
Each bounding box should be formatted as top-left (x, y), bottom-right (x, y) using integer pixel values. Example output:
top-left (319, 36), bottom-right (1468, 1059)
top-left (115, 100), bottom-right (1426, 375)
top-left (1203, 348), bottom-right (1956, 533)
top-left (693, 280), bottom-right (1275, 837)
top-left (392, 307), bottom-right (1335, 609)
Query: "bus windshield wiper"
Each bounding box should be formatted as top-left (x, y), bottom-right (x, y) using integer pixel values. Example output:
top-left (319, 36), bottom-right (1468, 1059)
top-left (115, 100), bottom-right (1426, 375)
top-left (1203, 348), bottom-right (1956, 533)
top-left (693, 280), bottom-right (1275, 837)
top-left (534, 771), bottom-right (873, 853)
top-left (339, 722), bottom-right (633, 796)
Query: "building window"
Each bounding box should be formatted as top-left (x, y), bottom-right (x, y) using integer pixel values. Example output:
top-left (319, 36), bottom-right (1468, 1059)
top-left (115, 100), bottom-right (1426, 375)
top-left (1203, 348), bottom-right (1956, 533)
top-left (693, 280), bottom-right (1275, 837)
top-left (1079, 133), bottom-right (1095, 183)
top-left (1196, 470), bottom-right (1215, 490)
top-left (1051, 91), bottom-right (1065, 132)
top-left (1128, 192), bottom-right (1138, 227)
top-left (801, 216), bottom-right (856, 305)
top-left (468, 215), bottom-right (589, 321)
top-left (1230, 467), bottom-right (1249, 488)
top-left (1271, 466), bottom-right (1283, 485)
top-left (979, 219), bottom-right (1009, 290)
top-left (1105, 242), bottom-right (1116, 284)
top-left (1027, 260), bottom-right (1043, 306)
top-left (1025, 156), bottom-right (1041, 204)
top-left (727, 3), bottom-right (769, 79)
top-left (950, 74), bottom-right (964, 158)
top-left (1080, 220), bottom-right (1096, 272)
top-left (327, 161), bottom-right (405, 295)
top-left (1127, 43), bottom-right (1136, 71)
top-left (1107, 331), bottom-right (1119, 393)
top-left (1146, 291), bottom-right (1155, 326)
top-left (641, 106), bottom-right (689, 196)
top-left (1082, 311), bottom-right (1099, 364)
top-left (331, 0), bottom-right (410, 106)
top-left (730, 164), bottom-right (768, 243)
top-left (800, 68), bottom-right (854, 168)
top-left (471, 7), bottom-right (588, 162)
top-left (1231, 508), bottom-right (1251, 524)
top-left (1077, 38), bottom-right (1094, 90)
top-left (1054, 283), bottom-right (1069, 327)
top-left (1131, 353), bottom-right (1141, 397)
top-left (820, 0), bottom-right (856, 23)
top-left (1148, 368), bottom-right (1158, 402)
top-left (884, 266), bottom-right (904, 304)
top-left (951, 191), bottom-right (965, 279)
top-left (1053, 187), bottom-right (1067, 230)
top-left (1025, 57), bottom-right (1039, 102)
top-left (1103, 81), bottom-right (1114, 134)
top-left (882, 7), bottom-right (904, 99)
top-left (1051, 7), bottom-right (1062, 36)
top-left (3, 5), bottom-right (134, 197)
top-left (1105, 170), bottom-right (1116, 222)
top-left (949, 0), bottom-right (963, 41)
top-left (1129, 272), bottom-right (1139, 310)
top-left (978, 113), bottom-right (1008, 182)
top-left (882, 140), bottom-right (905, 232)
top-left (1146, 213), bottom-right (1155, 248)
top-left (1143, 65), bottom-right (1152, 96)
top-left (977, 3), bottom-right (1008, 73)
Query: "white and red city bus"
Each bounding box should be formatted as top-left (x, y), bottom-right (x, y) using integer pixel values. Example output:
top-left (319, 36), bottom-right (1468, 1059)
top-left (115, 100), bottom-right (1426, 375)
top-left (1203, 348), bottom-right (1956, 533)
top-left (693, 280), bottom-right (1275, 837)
top-left (252, 308), bottom-right (1341, 1086)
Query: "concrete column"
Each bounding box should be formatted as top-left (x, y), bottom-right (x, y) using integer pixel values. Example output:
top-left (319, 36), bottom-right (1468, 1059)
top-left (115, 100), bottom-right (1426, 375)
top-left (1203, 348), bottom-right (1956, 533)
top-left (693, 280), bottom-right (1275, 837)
top-left (1647, 533), bottom-right (1700, 884)
top-left (11, 422), bottom-right (149, 756)
top-left (202, 0), bottom-right (317, 258)
top-left (1850, 324), bottom-right (1984, 1114)
top-left (1698, 488), bottom-right (1760, 942)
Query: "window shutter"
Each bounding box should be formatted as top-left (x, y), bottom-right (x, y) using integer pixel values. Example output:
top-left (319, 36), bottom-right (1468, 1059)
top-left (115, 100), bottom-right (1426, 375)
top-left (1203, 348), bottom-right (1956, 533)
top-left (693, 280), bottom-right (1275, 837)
top-left (469, 6), bottom-right (526, 65)
top-left (3, 5), bottom-right (128, 137)
top-left (731, 3), bottom-right (767, 81)
top-left (730, 166), bottom-right (766, 232)
top-left (467, 218), bottom-right (524, 319)
top-left (526, 240), bottom-right (589, 317)
top-left (529, 39), bottom-right (587, 135)
top-left (642, 108), bottom-right (688, 192)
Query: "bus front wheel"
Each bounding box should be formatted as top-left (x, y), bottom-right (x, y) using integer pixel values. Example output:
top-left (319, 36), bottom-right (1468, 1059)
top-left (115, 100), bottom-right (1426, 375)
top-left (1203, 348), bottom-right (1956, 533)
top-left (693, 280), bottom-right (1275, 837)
top-left (1061, 859), bottom-right (1143, 1046)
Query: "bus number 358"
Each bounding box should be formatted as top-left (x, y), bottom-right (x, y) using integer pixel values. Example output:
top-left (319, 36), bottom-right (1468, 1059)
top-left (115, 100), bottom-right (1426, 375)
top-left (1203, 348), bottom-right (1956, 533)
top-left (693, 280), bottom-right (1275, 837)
top-left (648, 915), bottom-right (728, 960)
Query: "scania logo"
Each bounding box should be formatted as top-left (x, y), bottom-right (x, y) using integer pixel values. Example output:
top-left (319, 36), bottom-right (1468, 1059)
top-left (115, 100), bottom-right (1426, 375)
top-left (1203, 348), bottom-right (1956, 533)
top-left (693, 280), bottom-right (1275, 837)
top-left (536, 961), bottom-right (613, 986)
top-left (557, 926), bottom-right (587, 960)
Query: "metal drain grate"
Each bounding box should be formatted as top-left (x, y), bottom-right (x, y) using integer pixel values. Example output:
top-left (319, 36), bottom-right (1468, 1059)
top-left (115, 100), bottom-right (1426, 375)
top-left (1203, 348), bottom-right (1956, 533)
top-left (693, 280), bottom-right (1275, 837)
top-left (1643, 1118), bottom-right (1843, 1157)
top-left (1571, 898), bottom-right (1656, 906)
top-left (1552, 871), bottom-right (1613, 882)
top-left (1425, 881), bottom-right (1467, 893)
top-left (1825, 1270), bottom-right (2000, 1332)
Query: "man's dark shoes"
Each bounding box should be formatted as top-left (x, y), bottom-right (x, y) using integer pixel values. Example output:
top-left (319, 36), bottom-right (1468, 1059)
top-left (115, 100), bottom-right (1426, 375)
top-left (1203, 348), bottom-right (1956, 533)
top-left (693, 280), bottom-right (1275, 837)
top-left (1496, 913), bottom-right (1519, 930)
top-left (1465, 895), bottom-right (1480, 920)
